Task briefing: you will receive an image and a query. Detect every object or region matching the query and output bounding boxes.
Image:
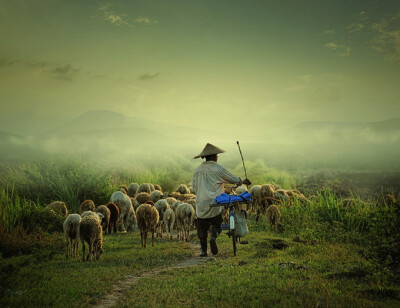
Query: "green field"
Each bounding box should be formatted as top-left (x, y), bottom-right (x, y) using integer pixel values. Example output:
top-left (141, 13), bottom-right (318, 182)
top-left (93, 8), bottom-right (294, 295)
top-left (0, 156), bottom-right (399, 307)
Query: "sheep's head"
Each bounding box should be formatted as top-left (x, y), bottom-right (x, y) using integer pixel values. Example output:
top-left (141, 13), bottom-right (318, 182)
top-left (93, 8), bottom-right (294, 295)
top-left (95, 241), bottom-right (103, 260)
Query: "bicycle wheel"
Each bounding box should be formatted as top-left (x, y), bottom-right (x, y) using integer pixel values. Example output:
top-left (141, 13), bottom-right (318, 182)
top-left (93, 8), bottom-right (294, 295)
top-left (232, 227), bottom-right (237, 256)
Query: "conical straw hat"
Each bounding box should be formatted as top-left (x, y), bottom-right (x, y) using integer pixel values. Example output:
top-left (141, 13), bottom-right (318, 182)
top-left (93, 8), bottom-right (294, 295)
top-left (193, 143), bottom-right (226, 159)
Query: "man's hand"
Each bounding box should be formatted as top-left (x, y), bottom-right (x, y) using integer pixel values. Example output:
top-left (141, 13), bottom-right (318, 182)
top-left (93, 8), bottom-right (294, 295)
top-left (243, 178), bottom-right (252, 186)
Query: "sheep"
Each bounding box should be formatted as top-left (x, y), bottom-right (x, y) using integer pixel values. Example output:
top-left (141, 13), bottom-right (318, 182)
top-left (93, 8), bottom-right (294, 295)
top-left (266, 204), bottom-right (281, 232)
top-left (256, 184), bottom-right (276, 221)
top-left (136, 203), bottom-right (159, 248)
top-left (106, 202), bottom-right (120, 234)
top-left (63, 214), bottom-right (81, 259)
top-left (119, 185), bottom-right (128, 195)
top-left (175, 203), bottom-right (195, 242)
top-left (234, 185), bottom-right (248, 195)
top-left (80, 215), bottom-right (103, 261)
top-left (136, 192), bottom-right (152, 205)
top-left (46, 201), bottom-right (68, 218)
top-left (274, 189), bottom-right (290, 205)
top-left (131, 197), bottom-right (140, 211)
top-left (154, 184), bottom-right (162, 192)
top-left (170, 200), bottom-right (182, 212)
top-left (150, 190), bottom-right (163, 204)
top-left (177, 193), bottom-right (196, 202)
top-left (148, 183), bottom-right (155, 192)
top-left (81, 210), bottom-right (104, 223)
top-left (165, 197), bottom-right (178, 207)
top-left (96, 205), bottom-right (111, 234)
top-left (126, 207), bottom-right (137, 232)
top-left (110, 191), bottom-right (134, 232)
top-left (127, 183), bottom-right (139, 197)
top-left (250, 185), bottom-right (261, 213)
top-left (169, 191), bottom-right (181, 199)
top-left (189, 186), bottom-right (196, 195)
top-left (154, 199), bottom-right (170, 237)
top-left (136, 183), bottom-right (151, 195)
top-left (163, 208), bottom-right (175, 240)
top-left (176, 184), bottom-right (190, 195)
top-left (80, 200), bottom-right (95, 214)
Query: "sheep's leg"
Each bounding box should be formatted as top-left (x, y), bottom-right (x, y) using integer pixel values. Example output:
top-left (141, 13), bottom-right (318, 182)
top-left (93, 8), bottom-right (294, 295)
top-left (87, 239), bottom-right (93, 261)
top-left (81, 240), bottom-right (86, 262)
top-left (66, 239), bottom-right (70, 259)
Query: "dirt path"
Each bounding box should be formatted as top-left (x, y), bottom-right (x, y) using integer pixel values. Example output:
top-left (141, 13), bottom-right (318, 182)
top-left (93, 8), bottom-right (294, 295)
top-left (94, 242), bottom-right (216, 308)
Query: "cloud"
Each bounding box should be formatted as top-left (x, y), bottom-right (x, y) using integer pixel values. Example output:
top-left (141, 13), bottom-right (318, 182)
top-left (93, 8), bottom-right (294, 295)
top-left (51, 64), bottom-right (79, 81)
top-left (98, 4), bottom-right (131, 27)
top-left (0, 59), bottom-right (20, 67)
top-left (135, 16), bottom-right (158, 25)
top-left (370, 13), bottom-right (400, 61)
top-left (138, 73), bottom-right (160, 81)
top-left (325, 42), bottom-right (352, 56)
top-left (348, 23), bottom-right (365, 33)
top-left (97, 4), bottom-right (158, 27)
top-left (285, 75), bottom-right (313, 92)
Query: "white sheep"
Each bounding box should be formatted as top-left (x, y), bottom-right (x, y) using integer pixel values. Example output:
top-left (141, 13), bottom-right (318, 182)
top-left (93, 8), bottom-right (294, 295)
top-left (126, 207), bottom-right (138, 232)
top-left (150, 190), bottom-right (163, 204)
top-left (81, 210), bottom-right (104, 223)
top-left (80, 215), bottom-right (103, 262)
top-left (175, 203), bottom-right (195, 242)
top-left (163, 208), bottom-right (175, 240)
top-left (127, 183), bottom-right (139, 197)
top-left (249, 185), bottom-right (261, 212)
top-left (154, 199), bottom-right (170, 237)
top-left (63, 214), bottom-right (81, 259)
top-left (136, 183), bottom-right (151, 195)
top-left (110, 191), bottom-right (134, 232)
top-left (234, 185), bottom-right (248, 195)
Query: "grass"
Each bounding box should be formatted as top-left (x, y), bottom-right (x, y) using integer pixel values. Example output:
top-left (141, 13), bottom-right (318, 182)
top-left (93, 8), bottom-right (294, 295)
top-left (118, 223), bottom-right (399, 307)
top-left (0, 232), bottom-right (193, 307)
top-left (0, 155), bottom-right (399, 307)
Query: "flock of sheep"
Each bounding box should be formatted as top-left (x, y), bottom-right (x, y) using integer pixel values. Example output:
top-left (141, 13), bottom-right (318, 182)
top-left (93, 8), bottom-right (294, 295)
top-left (44, 181), bottom-right (316, 262)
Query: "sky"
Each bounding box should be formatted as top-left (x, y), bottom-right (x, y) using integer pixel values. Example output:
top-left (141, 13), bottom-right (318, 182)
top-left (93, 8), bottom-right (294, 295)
top-left (0, 0), bottom-right (399, 136)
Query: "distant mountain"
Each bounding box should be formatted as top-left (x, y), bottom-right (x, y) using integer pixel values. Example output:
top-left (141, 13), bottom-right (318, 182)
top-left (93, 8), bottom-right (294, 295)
top-left (280, 118), bottom-right (400, 144)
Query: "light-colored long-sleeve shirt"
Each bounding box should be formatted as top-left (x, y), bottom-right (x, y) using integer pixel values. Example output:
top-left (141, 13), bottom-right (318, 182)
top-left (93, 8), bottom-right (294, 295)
top-left (192, 161), bottom-right (242, 219)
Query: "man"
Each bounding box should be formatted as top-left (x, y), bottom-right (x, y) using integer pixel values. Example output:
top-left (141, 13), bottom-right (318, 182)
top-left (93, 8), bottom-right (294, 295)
top-left (192, 143), bottom-right (250, 257)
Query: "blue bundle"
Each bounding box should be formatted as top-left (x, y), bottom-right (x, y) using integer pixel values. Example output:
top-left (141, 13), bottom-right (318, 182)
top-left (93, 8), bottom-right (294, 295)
top-left (214, 191), bottom-right (251, 204)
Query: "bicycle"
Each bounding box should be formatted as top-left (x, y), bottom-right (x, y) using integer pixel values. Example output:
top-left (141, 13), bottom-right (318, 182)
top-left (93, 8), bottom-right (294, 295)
top-left (209, 186), bottom-right (251, 256)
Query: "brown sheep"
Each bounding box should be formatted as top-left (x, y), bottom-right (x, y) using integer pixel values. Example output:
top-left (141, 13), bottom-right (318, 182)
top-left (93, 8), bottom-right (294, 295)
top-left (136, 192), bottom-right (152, 205)
top-left (79, 215), bottom-right (103, 261)
top-left (46, 201), bottom-right (68, 218)
top-left (96, 205), bottom-right (111, 234)
top-left (169, 191), bottom-right (181, 199)
top-left (80, 200), bottom-right (95, 214)
top-left (266, 204), bottom-right (281, 232)
top-left (106, 202), bottom-right (120, 234)
top-left (119, 185), bottom-right (128, 195)
top-left (154, 184), bottom-right (162, 192)
top-left (176, 184), bottom-right (190, 195)
top-left (136, 203), bottom-right (159, 248)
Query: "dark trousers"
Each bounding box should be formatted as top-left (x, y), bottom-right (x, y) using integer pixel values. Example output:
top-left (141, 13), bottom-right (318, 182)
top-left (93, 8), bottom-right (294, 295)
top-left (197, 213), bottom-right (223, 243)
